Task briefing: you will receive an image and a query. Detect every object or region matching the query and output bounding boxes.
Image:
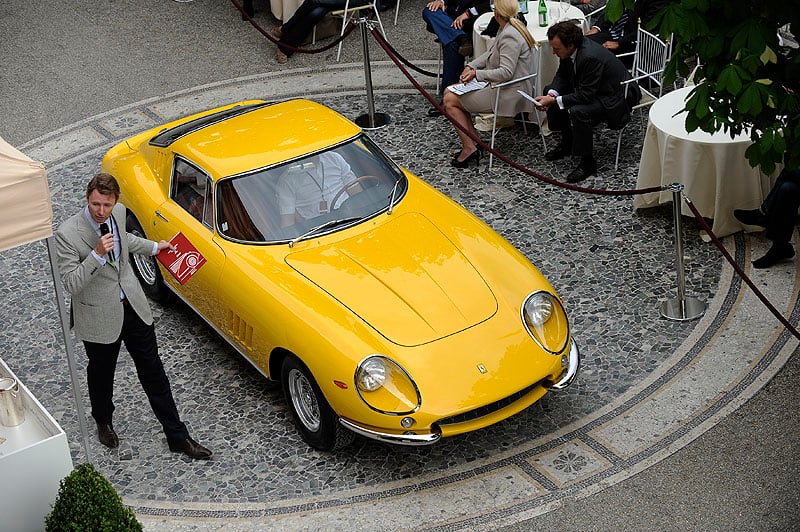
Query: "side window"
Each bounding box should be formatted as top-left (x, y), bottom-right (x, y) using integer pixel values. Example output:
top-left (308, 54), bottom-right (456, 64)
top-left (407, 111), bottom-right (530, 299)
top-left (171, 158), bottom-right (212, 227)
top-left (201, 182), bottom-right (213, 227)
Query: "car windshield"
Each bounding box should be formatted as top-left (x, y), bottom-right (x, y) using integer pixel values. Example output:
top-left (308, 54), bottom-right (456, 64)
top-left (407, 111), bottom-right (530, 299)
top-left (216, 135), bottom-right (407, 243)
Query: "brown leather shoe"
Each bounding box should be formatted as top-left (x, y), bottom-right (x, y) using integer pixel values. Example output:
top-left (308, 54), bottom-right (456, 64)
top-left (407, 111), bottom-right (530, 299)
top-left (97, 423), bottom-right (119, 449)
top-left (168, 436), bottom-right (213, 460)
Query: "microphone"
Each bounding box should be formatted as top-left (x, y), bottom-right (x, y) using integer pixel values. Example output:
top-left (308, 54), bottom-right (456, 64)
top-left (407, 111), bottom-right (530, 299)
top-left (99, 222), bottom-right (116, 264)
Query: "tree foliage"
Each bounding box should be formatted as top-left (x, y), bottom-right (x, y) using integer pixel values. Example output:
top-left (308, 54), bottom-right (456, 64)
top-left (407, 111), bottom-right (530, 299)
top-left (607, 0), bottom-right (800, 174)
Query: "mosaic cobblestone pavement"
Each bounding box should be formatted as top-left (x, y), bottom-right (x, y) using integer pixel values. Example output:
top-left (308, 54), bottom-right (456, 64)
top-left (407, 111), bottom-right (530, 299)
top-left (2, 63), bottom-right (797, 530)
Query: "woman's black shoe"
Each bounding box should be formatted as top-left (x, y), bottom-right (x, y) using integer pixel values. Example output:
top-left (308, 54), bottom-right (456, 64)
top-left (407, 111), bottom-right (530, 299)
top-left (451, 149), bottom-right (481, 168)
top-left (452, 145), bottom-right (481, 158)
top-left (427, 106), bottom-right (443, 117)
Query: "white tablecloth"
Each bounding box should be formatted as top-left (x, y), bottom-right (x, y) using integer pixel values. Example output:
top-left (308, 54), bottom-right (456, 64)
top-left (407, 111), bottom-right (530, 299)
top-left (472, 2), bottom-right (586, 98)
top-left (634, 86), bottom-right (779, 237)
top-left (271, 0), bottom-right (300, 22)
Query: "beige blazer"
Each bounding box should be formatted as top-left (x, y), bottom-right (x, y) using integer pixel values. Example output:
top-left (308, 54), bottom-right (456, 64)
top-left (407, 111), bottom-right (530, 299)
top-left (460, 23), bottom-right (535, 117)
top-left (55, 203), bottom-right (155, 343)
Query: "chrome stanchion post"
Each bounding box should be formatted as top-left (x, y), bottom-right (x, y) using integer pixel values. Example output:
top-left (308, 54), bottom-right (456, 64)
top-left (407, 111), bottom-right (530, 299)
top-left (355, 18), bottom-right (391, 130)
top-left (661, 183), bottom-right (706, 321)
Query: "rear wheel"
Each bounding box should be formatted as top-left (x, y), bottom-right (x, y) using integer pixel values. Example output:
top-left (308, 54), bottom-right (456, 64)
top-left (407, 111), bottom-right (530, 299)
top-left (126, 212), bottom-right (172, 303)
top-left (281, 355), bottom-right (354, 451)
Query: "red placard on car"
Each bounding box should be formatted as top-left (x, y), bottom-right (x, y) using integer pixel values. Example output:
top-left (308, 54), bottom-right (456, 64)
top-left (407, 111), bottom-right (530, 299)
top-left (156, 232), bottom-right (206, 285)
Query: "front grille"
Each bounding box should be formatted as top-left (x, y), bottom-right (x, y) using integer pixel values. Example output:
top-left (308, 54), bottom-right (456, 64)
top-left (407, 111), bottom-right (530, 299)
top-left (434, 379), bottom-right (546, 427)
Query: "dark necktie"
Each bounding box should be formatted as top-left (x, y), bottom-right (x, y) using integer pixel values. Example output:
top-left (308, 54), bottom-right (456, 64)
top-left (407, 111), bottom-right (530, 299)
top-left (564, 57), bottom-right (576, 89)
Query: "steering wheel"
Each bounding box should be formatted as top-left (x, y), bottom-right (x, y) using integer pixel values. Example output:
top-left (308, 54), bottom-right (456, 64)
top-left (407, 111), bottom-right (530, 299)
top-left (330, 175), bottom-right (381, 209)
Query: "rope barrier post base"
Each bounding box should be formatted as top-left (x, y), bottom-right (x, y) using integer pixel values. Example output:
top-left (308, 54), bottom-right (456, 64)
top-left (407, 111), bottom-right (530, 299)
top-left (661, 182), bottom-right (706, 321)
top-left (354, 18), bottom-right (391, 130)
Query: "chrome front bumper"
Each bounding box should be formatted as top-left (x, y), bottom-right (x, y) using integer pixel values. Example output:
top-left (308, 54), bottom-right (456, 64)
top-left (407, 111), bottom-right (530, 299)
top-left (543, 339), bottom-right (580, 390)
top-left (339, 339), bottom-right (579, 445)
top-left (338, 418), bottom-right (441, 446)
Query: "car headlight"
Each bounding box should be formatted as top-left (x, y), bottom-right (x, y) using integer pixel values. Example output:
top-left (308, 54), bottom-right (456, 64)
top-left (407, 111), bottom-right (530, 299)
top-left (355, 355), bottom-right (420, 415)
top-left (356, 357), bottom-right (386, 391)
top-left (521, 291), bottom-right (570, 355)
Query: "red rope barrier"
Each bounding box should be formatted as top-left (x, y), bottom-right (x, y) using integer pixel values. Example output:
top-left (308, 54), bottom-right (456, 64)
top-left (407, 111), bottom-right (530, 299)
top-left (229, 13), bottom-right (799, 340)
top-left (366, 28), bottom-right (800, 340)
top-left (230, 0), bottom-right (357, 55)
top-left (684, 198), bottom-right (800, 340)
top-left (369, 28), bottom-right (665, 197)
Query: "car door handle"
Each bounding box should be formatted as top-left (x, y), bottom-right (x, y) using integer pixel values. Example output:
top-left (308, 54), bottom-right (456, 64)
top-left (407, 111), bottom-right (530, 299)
top-left (155, 210), bottom-right (170, 222)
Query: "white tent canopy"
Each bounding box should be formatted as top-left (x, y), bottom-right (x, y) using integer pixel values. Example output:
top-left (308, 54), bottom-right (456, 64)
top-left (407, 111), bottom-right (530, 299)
top-left (0, 136), bottom-right (53, 251)
top-left (0, 135), bottom-right (91, 461)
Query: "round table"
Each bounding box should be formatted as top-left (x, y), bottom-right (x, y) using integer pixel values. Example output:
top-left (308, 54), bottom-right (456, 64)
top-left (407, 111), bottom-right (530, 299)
top-left (472, 1), bottom-right (587, 98)
top-left (634, 86), bottom-right (780, 238)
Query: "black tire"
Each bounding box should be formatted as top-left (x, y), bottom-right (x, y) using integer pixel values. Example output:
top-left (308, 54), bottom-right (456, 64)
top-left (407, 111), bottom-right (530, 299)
top-left (126, 212), bottom-right (172, 303)
top-left (281, 355), bottom-right (355, 451)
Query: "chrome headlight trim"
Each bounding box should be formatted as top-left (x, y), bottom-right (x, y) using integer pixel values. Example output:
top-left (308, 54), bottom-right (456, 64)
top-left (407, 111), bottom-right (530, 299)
top-left (521, 290), bottom-right (571, 355)
top-left (354, 355), bottom-right (421, 415)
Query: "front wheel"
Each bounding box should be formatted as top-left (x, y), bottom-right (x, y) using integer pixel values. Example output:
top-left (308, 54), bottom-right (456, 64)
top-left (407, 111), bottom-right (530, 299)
top-left (126, 212), bottom-right (172, 303)
top-left (281, 355), bottom-right (354, 451)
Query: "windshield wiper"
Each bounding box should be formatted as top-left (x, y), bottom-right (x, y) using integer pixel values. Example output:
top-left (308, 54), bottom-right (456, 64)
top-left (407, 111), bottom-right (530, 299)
top-left (387, 179), bottom-right (400, 215)
top-left (289, 217), bottom-right (361, 248)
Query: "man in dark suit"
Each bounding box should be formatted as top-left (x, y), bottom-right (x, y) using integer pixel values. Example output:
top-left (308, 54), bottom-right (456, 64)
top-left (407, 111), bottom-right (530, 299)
top-left (55, 173), bottom-right (212, 459)
top-left (535, 21), bottom-right (639, 183)
top-left (423, 0), bottom-right (491, 116)
top-left (585, 0), bottom-right (668, 61)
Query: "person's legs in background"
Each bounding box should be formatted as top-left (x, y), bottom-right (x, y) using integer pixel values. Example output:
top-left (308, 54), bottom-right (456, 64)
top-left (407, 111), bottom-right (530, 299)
top-left (544, 94), bottom-right (573, 158)
top-left (759, 169), bottom-right (800, 267)
top-left (423, 7), bottom-right (468, 114)
top-left (443, 89), bottom-right (482, 167)
top-left (735, 168), bottom-right (800, 268)
top-left (277, 0), bottom-right (344, 62)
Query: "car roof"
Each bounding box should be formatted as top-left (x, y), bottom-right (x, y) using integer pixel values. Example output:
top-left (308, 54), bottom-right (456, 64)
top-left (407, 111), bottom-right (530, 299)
top-left (164, 99), bottom-right (362, 180)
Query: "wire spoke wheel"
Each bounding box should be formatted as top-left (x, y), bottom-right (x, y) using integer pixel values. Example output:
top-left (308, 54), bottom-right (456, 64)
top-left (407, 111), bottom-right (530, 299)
top-left (287, 368), bottom-right (321, 432)
top-left (281, 355), bottom-right (355, 451)
top-left (126, 212), bottom-right (172, 303)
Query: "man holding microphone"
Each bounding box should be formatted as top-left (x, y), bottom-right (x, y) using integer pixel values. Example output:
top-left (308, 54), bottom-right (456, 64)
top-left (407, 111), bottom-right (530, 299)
top-left (55, 173), bottom-right (212, 459)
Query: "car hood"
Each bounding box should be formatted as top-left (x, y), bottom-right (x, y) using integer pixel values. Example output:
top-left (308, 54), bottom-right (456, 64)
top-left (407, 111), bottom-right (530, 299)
top-left (285, 213), bottom-right (497, 346)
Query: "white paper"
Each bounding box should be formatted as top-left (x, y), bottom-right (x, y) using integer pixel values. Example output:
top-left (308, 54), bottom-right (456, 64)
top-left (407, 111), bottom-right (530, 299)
top-left (517, 90), bottom-right (544, 107)
top-left (448, 80), bottom-right (488, 95)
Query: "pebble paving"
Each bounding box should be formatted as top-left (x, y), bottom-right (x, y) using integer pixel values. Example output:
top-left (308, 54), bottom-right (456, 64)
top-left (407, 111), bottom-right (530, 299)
top-left (1, 64), bottom-right (796, 529)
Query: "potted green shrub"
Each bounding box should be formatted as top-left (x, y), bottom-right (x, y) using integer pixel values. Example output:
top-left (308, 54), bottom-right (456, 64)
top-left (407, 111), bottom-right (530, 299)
top-left (45, 463), bottom-right (141, 531)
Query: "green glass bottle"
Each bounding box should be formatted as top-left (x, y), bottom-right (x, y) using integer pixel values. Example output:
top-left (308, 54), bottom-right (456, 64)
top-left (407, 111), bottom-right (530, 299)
top-left (538, 0), bottom-right (547, 27)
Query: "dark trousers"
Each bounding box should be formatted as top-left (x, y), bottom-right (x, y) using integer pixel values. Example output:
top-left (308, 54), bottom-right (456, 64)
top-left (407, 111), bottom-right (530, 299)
top-left (422, 7), bottom-right (468, 97)
top-left (762, 168), bottom-right (800, 244)
top-left (279, 0), bottom-right (370, 56)
top-left (545, 97), bottom-right (606, 158)
top-left (83, 303), bottom-right (188, 444)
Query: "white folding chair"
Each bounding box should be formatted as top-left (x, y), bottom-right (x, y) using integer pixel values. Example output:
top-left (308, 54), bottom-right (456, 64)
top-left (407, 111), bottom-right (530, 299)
top-left (613, 23), bottom-right (672, 169)
top-left (394, 0), bottom-right (401, 25)
top-left (330, 0), bottom-right (386, 61)
top-left (433, 38), bottom-right (443, 95)
top-left (487, 71), bottom-right (547, 170)
top-left (683, 62), bottom-right (701, 87)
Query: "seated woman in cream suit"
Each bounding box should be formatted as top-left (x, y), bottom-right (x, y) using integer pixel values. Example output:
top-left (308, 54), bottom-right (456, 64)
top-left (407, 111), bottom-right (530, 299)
top-left (442, 0), bottom-right (537, 168)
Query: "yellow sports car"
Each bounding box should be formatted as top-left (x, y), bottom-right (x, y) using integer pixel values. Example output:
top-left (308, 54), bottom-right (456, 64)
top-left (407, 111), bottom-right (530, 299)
top-left (102, 99), bottom-right (579, 451)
